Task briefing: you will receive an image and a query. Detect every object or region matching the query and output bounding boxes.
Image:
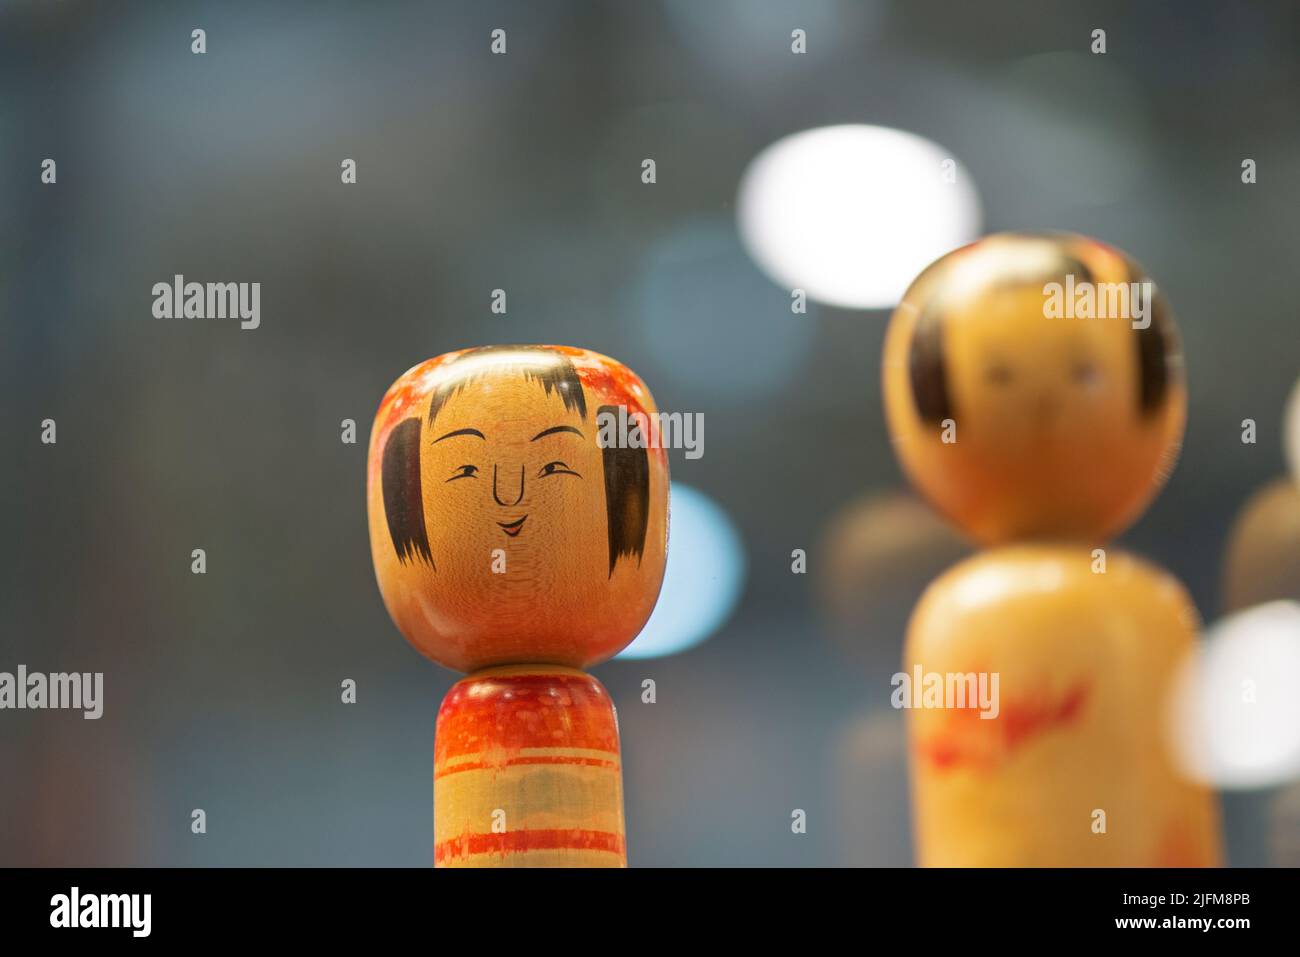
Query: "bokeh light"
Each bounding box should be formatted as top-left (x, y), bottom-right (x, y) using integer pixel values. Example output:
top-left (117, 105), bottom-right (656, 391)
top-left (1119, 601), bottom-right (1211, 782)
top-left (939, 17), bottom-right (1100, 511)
top-left (736, 124), bottom-right (981, 309)
top-left (631, 219), bottom-right (816, 401)
top-left (617, 483), bottom-right (745, 660)
top-left (1170, 601), bottom-right (1300, 790)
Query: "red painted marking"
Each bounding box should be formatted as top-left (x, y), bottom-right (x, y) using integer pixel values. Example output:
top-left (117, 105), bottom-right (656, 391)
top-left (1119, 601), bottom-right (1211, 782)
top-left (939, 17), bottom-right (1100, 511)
top-left (572, 357), bottom-right (649, 419)
top-left (377, 355), bottom-right (447, 433)
top-left (435, 753), bottom-right (619, 780)
top-left (435, 672), bottom-right (620, 762)
top-left (1001, 681), bottom-right (1089, 751)
top-left (915, 680), bottom-right (1091, 773)
top-left (368, 353), bottom-right (458, 487)
top-left (435, 828), bottom-right (625, 865)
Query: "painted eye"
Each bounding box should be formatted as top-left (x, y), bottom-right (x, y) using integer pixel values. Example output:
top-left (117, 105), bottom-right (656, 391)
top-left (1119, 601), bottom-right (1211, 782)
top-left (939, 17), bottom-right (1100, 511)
top-left (1071, 361), bottom-right (1100, 387)
top-left (539, 460), bottom-right (580, 478)
top-left (446, 465), bottom-right (478, 482)
top-left (985, 363), bottom-right (1014, 385)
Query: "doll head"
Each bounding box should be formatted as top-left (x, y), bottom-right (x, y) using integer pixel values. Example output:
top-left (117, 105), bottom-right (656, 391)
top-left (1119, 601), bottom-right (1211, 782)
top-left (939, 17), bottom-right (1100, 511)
top-left (368, 345), bottom-right (669, 672)
top-left (883, 232), bottom-right (1186, 545)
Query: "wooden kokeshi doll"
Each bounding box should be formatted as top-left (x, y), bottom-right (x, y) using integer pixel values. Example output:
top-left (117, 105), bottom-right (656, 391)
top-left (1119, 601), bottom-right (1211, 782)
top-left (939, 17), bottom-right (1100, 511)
top-left (1221, 376), bottom-right (1300, 612)
top-left (367, 345), bottom-right (669, 867)
top-left (883, 233), bottom-right (1222, 866)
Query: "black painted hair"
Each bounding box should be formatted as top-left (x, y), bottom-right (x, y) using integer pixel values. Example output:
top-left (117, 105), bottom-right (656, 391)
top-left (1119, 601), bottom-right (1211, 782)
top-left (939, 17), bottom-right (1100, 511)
top-left (598, 405), bottom-right (650, 576)
top-left (907, 253), bottom-right (1175, 423)
top-left (427, 345), bottom-right (586, 425)
top-left (909, 303), bottom-right (952, 423)
top-left (382, 418), bottom-right (433, 567)
top-left (1128, 265), bottom-right (1176, 416)
top-left (381, 348), bottom-right (650, 576)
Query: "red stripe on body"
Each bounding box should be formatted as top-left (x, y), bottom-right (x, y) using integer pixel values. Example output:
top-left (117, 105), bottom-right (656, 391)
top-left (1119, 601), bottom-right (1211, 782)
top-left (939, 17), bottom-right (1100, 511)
top-left (435, 828), bottom-right (625, 865)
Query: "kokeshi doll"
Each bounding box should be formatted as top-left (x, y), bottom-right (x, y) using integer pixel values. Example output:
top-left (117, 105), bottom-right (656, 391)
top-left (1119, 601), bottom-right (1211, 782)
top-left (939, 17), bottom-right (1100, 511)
top-left (1221, 377), bottom-right (1300, 611)
top-left (367, 345), bottom-right (669, 867)
top-left (1222, 477), bottom-right (1300, 612)
top-left (883, 233), bottom-right (1222, 866)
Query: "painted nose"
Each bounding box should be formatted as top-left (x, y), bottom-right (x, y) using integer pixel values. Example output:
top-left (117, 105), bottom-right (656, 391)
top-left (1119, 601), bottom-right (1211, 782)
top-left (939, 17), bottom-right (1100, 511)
top-left (1034, 391), bottom-right (1064, 426)
top-left (493, 464), bottom-right (525, 507)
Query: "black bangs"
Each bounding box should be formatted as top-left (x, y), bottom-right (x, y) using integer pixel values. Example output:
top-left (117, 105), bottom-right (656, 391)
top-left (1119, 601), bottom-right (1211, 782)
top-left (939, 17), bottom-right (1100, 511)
top-left (383, 357), bottom-right (649, 575)
top-left (908, 250), bottom-right (1100, 424)
top-left (427, 346), bottom-right (587, 425)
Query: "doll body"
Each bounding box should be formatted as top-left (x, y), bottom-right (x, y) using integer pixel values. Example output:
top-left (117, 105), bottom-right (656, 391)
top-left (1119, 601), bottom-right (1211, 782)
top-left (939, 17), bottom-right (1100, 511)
top-left (906, 546), bottom-right (1220, 866)
top-left (434, 666), bottom-right (626, 867)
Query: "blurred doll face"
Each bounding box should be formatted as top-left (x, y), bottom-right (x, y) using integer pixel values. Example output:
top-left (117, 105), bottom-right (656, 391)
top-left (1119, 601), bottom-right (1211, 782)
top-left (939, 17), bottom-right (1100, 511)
top-left (368, 346), bottom-right (669, 673)
top-left (883, 233), bottom-right (1186, 545)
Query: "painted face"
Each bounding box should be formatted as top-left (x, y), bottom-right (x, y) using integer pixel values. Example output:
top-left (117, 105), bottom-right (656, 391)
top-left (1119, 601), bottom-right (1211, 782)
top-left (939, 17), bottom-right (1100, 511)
top-left (883, 233), bottom-right (1186, 545)
top-left (367, 346), bottom-right (669, 673)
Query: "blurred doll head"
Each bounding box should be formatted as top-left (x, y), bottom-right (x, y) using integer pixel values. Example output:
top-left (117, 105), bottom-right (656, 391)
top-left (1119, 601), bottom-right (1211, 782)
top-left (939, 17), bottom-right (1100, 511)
top-left (883, 232), bottom-right (1186, 545)
top-left (368, 345), bottom-right (669, 672)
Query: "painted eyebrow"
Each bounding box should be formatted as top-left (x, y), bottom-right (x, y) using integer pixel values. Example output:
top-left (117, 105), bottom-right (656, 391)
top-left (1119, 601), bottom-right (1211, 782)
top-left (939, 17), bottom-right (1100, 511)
top-left (531, 425), bottom-right (585, 441)
top-left (433, 428), bottom-right (486, 443)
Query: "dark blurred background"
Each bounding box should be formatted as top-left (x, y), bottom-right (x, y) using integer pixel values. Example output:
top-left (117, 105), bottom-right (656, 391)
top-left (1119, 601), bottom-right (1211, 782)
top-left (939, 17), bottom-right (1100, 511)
top-left (3, 0), bottom-right (1299, 866)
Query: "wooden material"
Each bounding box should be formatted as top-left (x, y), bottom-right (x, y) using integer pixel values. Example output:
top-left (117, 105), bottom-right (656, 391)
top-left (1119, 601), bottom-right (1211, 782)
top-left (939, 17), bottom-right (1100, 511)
top-left (367, 345), bottom-right (668, 867)
top-left (883, 233), bottom-right (1222, 866)
top-left (906, 546), bottom-right (1220, 866)
top-left (883, 232), bottom-right (1186, 547)
top-left (1221, 477), bottom-right (1300, 612)
top-left (434, 666), bottom-right (626, 867)
top-left (368, 345), bottom-right (668, 673)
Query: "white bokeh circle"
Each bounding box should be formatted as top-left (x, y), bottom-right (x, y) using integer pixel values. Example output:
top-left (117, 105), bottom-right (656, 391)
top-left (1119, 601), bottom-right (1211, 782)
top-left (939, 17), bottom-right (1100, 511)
top-left (736, 124), bottom-right (982, 309)
top-left (1170, 601), bottom-right (1300, 790)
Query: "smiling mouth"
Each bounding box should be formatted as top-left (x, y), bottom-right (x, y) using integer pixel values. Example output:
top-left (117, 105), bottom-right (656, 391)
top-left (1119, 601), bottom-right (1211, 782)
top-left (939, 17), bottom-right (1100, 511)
top-left (497, 516), bottom-right (527, 537)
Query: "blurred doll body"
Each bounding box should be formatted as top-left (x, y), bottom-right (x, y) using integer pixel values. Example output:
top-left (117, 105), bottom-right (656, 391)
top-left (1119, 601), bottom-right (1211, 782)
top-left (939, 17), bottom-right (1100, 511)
top-left (908, 547), bottom-right (1218, 865)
